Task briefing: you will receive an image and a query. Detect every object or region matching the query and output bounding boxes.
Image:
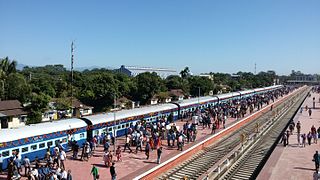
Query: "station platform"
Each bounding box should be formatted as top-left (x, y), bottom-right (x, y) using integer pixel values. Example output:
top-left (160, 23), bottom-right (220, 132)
top-left (0, 92), bottom-right (291, 180)
top-left (258, 92), bottom-right (320, 180)
top-left (52, 116), bottom-right (243, 180)
top-left (0, 116), bottom-right (242, 180)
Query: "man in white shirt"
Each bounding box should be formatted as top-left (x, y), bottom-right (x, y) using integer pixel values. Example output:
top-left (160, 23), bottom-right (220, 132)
top-left (59, 148), bottom-right (66, 169)
top-left (31, 168), bottom-right (38, 179)
top-left (60, 168), bottom-right (68, 180)
top-left (23, 156), bottom-right (31, 176)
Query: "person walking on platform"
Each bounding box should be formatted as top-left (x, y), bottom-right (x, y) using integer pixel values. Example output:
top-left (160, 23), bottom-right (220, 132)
top-left (177, 134), bottom-right (184, 151)
top-left (297, 121), bottom-right (301, 134)
top-left (311, 125), bottom-right (317, 144)
top-left (123, 135), bottom-right (132, 153)
top-left (110, 162), bottom-right (116, 180)
top-left (301, 133), bottom-right (307, 147)
top-left (313, 151), bottom-right (320, 171)
top-left (280, 132), bottom-right (287, 147)
top-left (308, 132), bottom-right (313, 145)
top-left (301, 133), bottom-right (306, 147)
top-left (309, 108), bottom-right (313, 118)
top-left (90, 165), bottom-right (99, 180)
top-left (157, 147), bottom-right (163, 164)
top-left (313, 97), bottom-right (316, 109)
top-left (116, 146), bottom-right (122, 162)
top-left (289, 124), bottom-right (294, 135)
top-left (286, 130), bottom-right (290, 145)
top-left (23, 156), bottom-right (31, 176)
top-left (145, 142), bottom-right (150, 160)
top-left (211, 122), bottom-right (216, 134)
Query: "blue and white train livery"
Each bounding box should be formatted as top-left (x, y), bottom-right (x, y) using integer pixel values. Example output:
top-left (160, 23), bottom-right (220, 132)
top-left (0, 85), bottom-right (284, 170)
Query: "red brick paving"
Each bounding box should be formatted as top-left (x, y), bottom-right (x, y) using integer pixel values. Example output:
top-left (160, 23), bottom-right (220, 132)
top-left (258, 91), bottom-right (320, 180)
top-left (137, 88), bottom-right (300, 180)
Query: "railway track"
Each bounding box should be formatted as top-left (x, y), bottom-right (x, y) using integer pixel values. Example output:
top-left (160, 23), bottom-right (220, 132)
top-left (219, 89), bottom-right (309, 180)
top-left (157, 87), bottom-right (309, 180)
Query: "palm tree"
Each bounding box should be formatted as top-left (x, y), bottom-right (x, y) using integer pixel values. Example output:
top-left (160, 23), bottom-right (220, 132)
top-left (180, 67), bottom-right (190, 79)
top-left (0, 57), bottom-right (17, 100)
top-left (0, 57), bottom-right (17, 76)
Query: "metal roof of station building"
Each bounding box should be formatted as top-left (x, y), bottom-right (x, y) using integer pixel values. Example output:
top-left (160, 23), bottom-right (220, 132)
top-left (0, 118), bottom-right (87, 143)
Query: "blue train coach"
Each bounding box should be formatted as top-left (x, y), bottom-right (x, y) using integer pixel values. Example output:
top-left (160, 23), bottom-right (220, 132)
top-left (0, 118), bottom-right (87, 170)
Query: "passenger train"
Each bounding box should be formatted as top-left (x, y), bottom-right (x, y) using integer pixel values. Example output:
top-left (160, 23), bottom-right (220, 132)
top-left (0, 85), bottom-right (284, 170)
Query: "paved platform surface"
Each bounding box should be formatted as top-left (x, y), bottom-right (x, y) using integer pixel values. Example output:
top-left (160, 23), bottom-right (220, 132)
top-left (258, 91), bottom-right (320, 180)
top-left (0, 95), bottom-right (284, 180)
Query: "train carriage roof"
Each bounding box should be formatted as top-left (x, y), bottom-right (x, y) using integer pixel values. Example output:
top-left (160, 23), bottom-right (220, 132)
top-left (217, 92), bottom-right (241, 100)
top-left (239, 89), bottom-right (255, 95)
top-left (85, 103), bottom-right (177, 125)
top-left (176, 96), bottom-right (217, 107)
top-left (0, 118), bottom-right (87, 143)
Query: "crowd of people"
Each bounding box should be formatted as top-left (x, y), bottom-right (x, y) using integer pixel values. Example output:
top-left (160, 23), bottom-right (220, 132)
top-left (2, 87), bottom-right (291, 180)
top-left (5, 145), bottom-right (72, 180)
top-left (276, 86), bottom-right (320, 179)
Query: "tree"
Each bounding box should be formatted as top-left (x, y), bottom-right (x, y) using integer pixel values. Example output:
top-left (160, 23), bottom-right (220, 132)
top-left (26, 93), bottom-right (50, 124)
top-left (165, 75), bottom-right (189, 93)
top-left (0, 57), bottom-right (17, 100)
top-left (180, 67), bottom-right (190, 79)
top-left (5, 73), bottom-right (31, 103)
top-left (188, 76), bottom-right (213, 97)
top-left (0, 57), bottom-right (17, 76)
top-left (77, 72), bottom-right (119, 111)
top-left (30, 78), bottom-right (56, 98)
top-left (132, 72), bottom-right (167, 104)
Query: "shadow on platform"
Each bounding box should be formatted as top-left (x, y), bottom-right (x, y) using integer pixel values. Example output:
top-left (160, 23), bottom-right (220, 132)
top-left (91, 163), bottom-right (109, 168)
top-left (143, 160), bottom-right (157, 164)
top-left (293, 167), bottom-right (315, 171)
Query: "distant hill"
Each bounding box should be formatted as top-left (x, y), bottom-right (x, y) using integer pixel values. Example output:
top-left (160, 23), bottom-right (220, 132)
top-left (16, 63), bottom-right (29, 70)
top-left (16, 63), bottom-right (115, 71)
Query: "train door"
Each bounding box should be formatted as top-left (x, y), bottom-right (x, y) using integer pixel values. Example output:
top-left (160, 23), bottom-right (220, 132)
top-left (87, 128), bottom-right (93, 141)
top-left (0, 117), bottom-right (8, 129)
top-left (80, 118), bottom-right (93, 141)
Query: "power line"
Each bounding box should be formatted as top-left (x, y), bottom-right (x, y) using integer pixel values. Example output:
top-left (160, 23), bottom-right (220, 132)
top-left (254, 63), bottom-right (257, 75)
top-left (71, 41), bottom-right (74, 117)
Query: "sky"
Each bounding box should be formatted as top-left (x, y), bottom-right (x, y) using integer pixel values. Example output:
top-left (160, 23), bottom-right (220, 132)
top-left (0, 1), bottom-right (319, 75)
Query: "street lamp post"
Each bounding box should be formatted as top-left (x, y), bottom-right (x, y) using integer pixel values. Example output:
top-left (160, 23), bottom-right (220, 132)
top-left (198, 87), bottom-right (201, 115)
top-left (198, 87), bottom-right (201, 103)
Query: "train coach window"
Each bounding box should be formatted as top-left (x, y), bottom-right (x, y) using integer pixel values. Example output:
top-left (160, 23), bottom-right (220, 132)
top-left (80, 133), bottom-right (85, 138)
top-left (31, 145), bottom-right (37, 151)
top-left (121, 125), bottom-right (125, 129)
top-left (108, 128), bottom-right (112, 132)
top-left (2, 151), bottom-right (9, 157)
top-left (55, 140), bottom-right (60, 146)
top-left (126, 123), bottom-right (129, 127)
top-left (47, 141), bottom-right (53, 147)
top-left (62, 138), bottom-right (67, 143)
top-left (22, 147), bottom-right (29, 153)
top-left (39, 143), bottom-right (45, 149)
top-left (118, 125), bottom-right (121, 129)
